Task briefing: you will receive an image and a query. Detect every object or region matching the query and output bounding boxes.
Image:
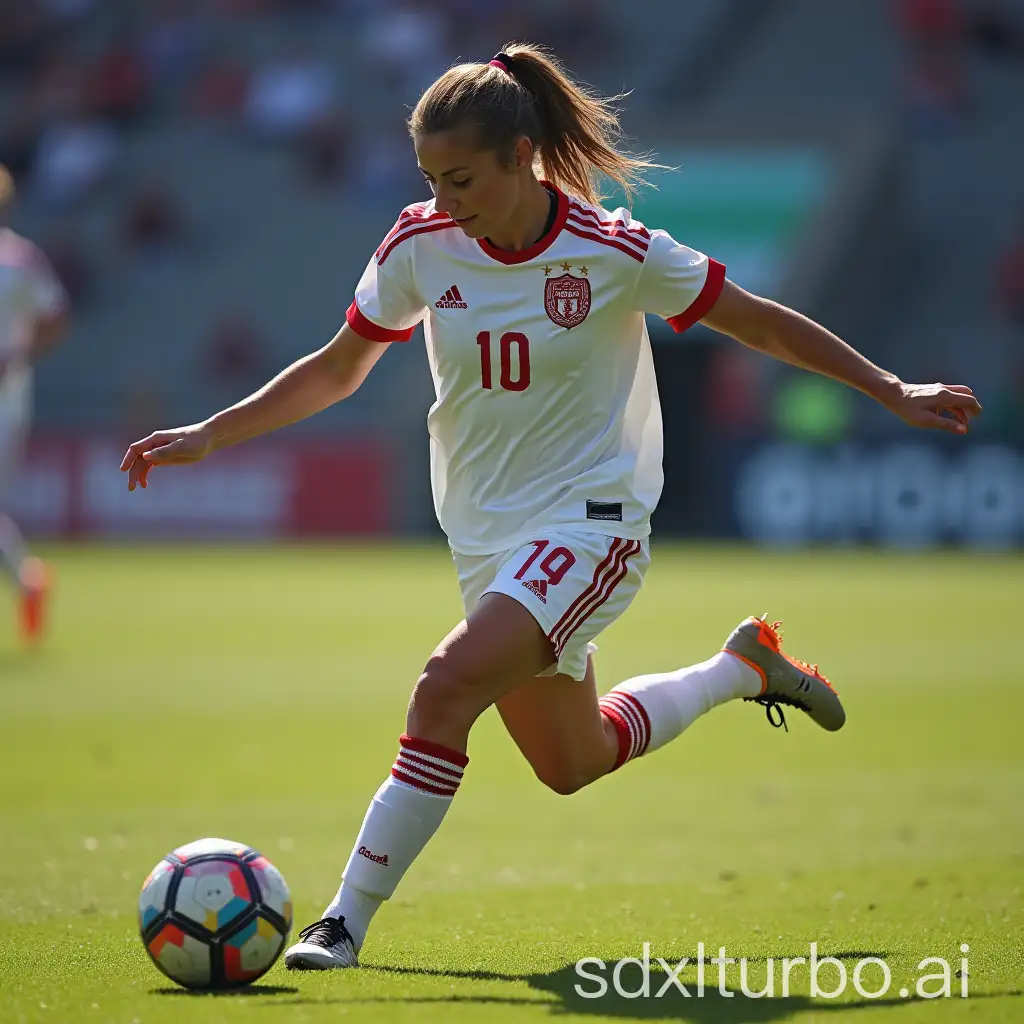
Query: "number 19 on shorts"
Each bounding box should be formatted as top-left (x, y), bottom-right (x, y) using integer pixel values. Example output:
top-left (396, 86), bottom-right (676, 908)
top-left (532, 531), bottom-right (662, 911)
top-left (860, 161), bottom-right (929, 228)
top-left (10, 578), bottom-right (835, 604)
top-left (477, 331), bottom-right (530, 392)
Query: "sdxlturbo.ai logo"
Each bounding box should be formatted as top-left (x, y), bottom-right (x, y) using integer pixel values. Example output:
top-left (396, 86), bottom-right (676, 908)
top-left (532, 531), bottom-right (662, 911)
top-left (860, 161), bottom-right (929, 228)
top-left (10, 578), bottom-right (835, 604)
top-left (574, 943), bottom-right (970, 1001)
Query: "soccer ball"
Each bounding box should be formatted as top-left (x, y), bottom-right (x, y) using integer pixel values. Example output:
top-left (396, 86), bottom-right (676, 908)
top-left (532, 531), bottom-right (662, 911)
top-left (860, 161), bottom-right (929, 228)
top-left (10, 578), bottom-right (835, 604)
top-left (138, 837), bottom-right (293, 989)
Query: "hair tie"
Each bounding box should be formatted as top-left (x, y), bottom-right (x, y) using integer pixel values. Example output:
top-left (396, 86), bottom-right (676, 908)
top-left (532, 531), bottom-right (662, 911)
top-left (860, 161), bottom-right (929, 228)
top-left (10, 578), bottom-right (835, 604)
top-left (489, 52), bottom-right (512, 73)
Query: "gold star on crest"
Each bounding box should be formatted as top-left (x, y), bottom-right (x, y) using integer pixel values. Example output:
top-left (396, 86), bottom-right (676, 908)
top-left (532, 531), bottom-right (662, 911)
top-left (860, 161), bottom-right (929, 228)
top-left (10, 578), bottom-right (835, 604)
top-left (542, 264), bottom-right (552, 276)
top-left (560, 261), bottom-right (572, 273)
top-left (579, 265), bottom-right (589, 276)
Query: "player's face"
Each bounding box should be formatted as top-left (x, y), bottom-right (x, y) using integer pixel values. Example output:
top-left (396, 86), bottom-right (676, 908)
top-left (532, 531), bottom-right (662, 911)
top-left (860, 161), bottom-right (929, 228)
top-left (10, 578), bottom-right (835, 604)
top-left (414, 129), bottom-right (530, 239)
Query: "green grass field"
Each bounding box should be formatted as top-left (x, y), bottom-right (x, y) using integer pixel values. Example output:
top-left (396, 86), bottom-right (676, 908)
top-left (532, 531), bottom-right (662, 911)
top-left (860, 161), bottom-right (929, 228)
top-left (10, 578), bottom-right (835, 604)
top-left (0, 543), bottom-right (1021, 1023)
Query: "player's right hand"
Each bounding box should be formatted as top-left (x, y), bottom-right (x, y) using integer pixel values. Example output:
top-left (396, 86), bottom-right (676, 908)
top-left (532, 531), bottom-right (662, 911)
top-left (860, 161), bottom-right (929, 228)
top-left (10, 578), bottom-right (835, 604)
top-left (120, 423), bottom-right (215, 491)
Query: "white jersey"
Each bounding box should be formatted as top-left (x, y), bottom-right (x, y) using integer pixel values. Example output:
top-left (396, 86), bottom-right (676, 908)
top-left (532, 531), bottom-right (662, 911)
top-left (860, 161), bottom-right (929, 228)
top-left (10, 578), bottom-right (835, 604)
top-left (348, 183), bottom-right (724, 556)
top-left (0, 228), bottom-right (67, 416)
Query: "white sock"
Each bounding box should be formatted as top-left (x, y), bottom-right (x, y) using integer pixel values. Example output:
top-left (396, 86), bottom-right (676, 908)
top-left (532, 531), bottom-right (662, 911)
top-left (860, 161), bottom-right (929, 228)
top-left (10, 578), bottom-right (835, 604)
top-left (599, 652), bottom-right (762, 767)
top-left (322, 886), bottom-right (382, 952)
top-left (322, 734), bottom-right (468, 949)
top-left (0, 515), bottom-right (27, 584)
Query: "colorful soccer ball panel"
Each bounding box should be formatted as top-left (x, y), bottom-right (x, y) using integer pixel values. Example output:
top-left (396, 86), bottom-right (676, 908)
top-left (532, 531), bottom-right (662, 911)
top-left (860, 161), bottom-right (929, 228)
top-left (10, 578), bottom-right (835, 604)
top-left (138, 859), bottom-right (175, 932)
top-left (139, 840), bottom-right (291, 989)
top-left (147, 923), bottom-right (212, 987)
top-left (248, 855), bottom-right (293, 926)
top-left (174, 859), bottom-right (253, 932)
top-left (222, 915), bottom-right (286, 982)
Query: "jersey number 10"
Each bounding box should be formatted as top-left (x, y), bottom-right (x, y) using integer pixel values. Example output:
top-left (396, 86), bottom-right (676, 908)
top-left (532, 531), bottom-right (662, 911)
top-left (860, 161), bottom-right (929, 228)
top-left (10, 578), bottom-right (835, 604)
top-left (476, 331), bottom-right (530, 392)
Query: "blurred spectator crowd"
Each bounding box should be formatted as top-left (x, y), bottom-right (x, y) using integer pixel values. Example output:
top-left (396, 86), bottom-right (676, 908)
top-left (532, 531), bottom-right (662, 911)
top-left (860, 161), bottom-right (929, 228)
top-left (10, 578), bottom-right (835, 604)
top-left (896, 0), bottom-right (1024, 126)
top-left (0, 0), bottom-right (607, 213)
top-left (0, 0), bottom-right (610, 424)
top-left (0, 0), bottom-right (1021, 441)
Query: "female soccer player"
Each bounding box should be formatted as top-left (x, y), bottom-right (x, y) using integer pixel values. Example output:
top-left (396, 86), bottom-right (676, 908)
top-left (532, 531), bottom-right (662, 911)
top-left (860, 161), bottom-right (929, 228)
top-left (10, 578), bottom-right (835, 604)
top-left (0, 164), bottom-right (69, 642)
top-left (121, 45), bottom-right (981, 969)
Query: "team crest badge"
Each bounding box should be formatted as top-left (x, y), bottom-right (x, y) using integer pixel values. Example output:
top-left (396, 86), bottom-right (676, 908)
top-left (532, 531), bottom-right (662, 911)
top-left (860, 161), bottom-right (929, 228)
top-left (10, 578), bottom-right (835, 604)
top-left (544, 271), bottom-right (591, 329)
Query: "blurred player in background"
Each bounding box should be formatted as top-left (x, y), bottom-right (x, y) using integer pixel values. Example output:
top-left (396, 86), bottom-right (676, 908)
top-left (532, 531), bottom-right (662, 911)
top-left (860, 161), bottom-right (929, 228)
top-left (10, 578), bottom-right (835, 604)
top-left (0, 164), bottom-right (70, 643)
top-left (121, 45), bottom-right (981, 969)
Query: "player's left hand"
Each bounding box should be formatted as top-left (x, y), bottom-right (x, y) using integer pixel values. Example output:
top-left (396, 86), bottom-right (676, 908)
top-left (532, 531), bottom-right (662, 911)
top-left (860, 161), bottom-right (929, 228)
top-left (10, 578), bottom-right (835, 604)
top-left (881, 382), bottom-right (982, 434)
top-left (120, 422), bottom-right (216, 491)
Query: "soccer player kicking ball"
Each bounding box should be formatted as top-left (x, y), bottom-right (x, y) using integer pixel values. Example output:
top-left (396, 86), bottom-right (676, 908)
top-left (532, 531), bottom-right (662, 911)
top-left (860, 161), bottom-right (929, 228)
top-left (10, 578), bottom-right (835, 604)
top-left (121, 44), bottom-right (981, 969)
top-left (0, 164), bottom-right (69, 643)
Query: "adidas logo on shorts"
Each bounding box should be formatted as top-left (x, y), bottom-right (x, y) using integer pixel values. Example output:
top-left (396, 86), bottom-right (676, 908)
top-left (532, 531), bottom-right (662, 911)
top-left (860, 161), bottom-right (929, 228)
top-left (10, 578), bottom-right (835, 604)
top-left (522, 579), bottom-right (548, 603)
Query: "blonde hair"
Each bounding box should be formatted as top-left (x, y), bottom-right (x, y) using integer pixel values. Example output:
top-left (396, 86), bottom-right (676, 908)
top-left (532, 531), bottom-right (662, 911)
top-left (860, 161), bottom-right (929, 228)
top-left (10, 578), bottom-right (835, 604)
top-left (408, 42), bottom-right (659, 205)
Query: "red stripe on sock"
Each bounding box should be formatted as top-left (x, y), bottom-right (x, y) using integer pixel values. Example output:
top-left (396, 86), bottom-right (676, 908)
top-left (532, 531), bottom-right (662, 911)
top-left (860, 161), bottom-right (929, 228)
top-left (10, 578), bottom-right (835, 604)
top-left (599, 689), bottom-right (652, 766)
top-left (613, 691), bottom-right (651, 756)
top-left (601, 694), bottom-right (644, 759)
top-left (399, 734), bottom-right (469, 768)
top-left (397, 750), bottom-right (464, 781)
top-left (598, 701), bottom-right (634, 770)
top-left (390, 767), bottom-right (457, 796)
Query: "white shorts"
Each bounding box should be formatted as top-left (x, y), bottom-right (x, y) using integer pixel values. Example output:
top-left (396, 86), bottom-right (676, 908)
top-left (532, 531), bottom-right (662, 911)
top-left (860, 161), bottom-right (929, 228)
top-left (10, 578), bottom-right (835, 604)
top-left (453, 531), bottom-right (650, 682)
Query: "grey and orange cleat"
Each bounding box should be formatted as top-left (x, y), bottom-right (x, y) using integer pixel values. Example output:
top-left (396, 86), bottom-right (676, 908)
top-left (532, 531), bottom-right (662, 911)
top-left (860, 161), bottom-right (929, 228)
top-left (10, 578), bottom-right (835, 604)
top-left (285, 917), bottom-right (359, 970)
top-left (18, 557), bottom-right (52, 644)
top-left (723, 616), bottom-right (845, 732)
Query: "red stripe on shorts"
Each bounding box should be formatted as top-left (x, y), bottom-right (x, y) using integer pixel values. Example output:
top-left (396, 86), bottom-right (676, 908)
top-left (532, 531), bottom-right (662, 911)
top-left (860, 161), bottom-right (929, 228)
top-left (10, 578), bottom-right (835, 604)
top-left (549, 540), bottom-right (641, 657)
top-left (548, 539), bottom-right (626, 652)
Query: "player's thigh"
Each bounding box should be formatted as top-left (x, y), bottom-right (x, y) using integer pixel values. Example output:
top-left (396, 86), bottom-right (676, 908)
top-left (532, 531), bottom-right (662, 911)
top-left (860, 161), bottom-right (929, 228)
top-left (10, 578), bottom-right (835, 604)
top-left (408, 592), bottom-right (557, 741)
top-left (429, 591), bottom-right (555, 688)
top-left (496, 656), bottom-right (614, 792)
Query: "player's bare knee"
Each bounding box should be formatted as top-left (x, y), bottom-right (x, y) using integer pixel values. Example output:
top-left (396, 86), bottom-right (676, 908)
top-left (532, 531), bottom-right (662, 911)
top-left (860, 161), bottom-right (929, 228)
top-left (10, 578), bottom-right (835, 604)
top-left (532, 760), bottom-right (601, 796)
top-left (407, 657), bottom-right (483, 737)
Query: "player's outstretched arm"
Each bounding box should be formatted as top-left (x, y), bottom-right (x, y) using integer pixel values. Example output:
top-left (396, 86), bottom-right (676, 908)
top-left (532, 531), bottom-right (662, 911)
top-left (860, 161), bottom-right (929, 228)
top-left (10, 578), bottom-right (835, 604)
top-left (699, 279), bottom-right (982, 433)
top-left (120, 322), bottom-right (387, 491)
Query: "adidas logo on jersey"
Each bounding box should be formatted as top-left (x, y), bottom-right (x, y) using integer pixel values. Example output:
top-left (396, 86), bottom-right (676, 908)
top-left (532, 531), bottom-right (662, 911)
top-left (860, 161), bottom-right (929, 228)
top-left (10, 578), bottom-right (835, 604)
top-left (522, 579), bottom-right (548, 603)
top-left (435, 285), bottom-right (468, 309)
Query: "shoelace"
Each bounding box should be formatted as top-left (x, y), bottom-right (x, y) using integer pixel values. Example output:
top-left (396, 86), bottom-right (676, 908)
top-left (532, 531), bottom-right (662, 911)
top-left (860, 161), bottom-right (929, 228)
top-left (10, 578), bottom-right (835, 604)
top-left (297, 916), bottom-right (354, 949)
top-left (742, 694), bottom-right (812, 732)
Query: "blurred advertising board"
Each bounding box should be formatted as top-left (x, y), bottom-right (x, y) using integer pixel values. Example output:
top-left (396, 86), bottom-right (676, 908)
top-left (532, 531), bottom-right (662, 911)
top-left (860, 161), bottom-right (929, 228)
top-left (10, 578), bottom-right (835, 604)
top-left (733, 443), bottom-right (1024, 549)
top-left (11, 437), bottom-right (392, 538)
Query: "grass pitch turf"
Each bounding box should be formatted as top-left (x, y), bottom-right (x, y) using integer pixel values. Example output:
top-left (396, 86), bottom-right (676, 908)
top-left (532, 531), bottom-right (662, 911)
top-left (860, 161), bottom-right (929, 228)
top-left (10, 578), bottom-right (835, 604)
top-left (0, 542), bottom-right (1021, 1023)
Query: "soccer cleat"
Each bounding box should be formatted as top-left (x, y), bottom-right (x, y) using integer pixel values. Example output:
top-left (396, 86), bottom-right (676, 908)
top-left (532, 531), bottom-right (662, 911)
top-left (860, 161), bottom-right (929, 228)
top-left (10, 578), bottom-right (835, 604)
top-left (18, 557), bottom-right (51, 644)
top-left (723, 615), bottom-right (845, 732)
top-left (284, 917), bottom-right (359, 970)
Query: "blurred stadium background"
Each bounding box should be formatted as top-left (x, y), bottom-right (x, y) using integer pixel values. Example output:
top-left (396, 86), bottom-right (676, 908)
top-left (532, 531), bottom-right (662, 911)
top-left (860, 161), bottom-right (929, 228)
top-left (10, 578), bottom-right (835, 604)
top-left (3, 5), bottom-right (1023, 1017)
top-left (3, 0), bottom-right (1024, 548)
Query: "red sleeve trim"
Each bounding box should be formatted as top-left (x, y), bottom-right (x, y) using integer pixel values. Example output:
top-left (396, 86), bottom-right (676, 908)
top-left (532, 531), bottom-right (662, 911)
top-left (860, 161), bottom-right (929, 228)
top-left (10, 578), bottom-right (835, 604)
top-left (346, 301), bottom-right (415, 343)
top-left (664, 258), bottom-right (726, 333)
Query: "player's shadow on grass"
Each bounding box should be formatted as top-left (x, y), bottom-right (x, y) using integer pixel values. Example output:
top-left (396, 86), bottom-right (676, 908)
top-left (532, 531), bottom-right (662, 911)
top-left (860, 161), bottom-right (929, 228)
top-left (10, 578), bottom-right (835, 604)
top-left (320, 953), bottom-right (1020, 1021)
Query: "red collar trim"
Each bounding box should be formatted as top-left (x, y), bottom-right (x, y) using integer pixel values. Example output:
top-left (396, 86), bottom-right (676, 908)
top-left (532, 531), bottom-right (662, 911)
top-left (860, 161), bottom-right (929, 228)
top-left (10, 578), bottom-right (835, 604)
top-left (476, 182), bottom-right (568, 265)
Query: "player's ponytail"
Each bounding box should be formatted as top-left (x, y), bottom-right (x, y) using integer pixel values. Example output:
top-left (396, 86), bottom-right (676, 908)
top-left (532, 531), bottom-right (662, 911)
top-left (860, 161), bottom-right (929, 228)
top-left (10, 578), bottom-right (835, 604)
top-left (409, 42), bottom-right (659, 206)
top-left (500, 42), bottom-right (658, 204)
